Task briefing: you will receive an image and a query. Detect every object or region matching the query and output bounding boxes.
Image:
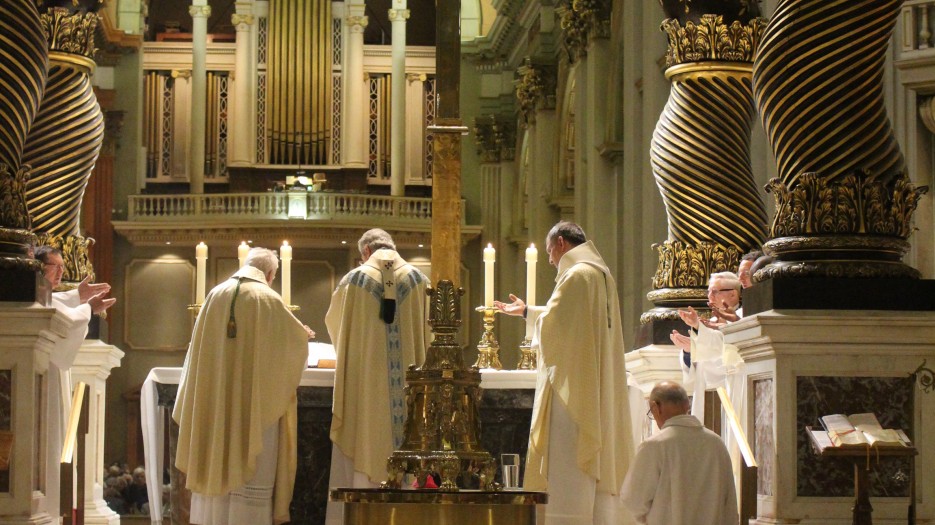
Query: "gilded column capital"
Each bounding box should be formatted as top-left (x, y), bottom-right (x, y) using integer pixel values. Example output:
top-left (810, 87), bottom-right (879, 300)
top-left (650, 240), bottom-right (743, 290)
top-left (347, 15), bottom-right (369, 32)
top-left (388, 8), bottom-right (411, 21)
top-left (39, 8), bottom-right (99, 59)
top-left (34, 232), bottom-right (96, 285)
top-left (231, 13), bottom-right (255, 30)
top-left (189, 5), bottom-right (212, 18)
top-left (558, 0), bottom-right (611, 61)
top-left (765, 172), bottom-right (927, 239)
top-left (661, 15), bottom-right (766, 68)
top-left (514, 58), bottom-right (557, 127)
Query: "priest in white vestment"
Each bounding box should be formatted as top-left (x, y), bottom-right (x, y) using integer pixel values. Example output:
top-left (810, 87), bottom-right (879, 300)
top-left (173, 247), bottom-right (312, 525)
top-left (495, 221), bottom-right (635, 525)
top-left (669, 271), bottom-right (747, 502)
top-left (325, 229), bottom-right (429, 525)
top-left (621, 381), bottom-right (738, 525)
top-left (36, 245), bottom-right (115, 521)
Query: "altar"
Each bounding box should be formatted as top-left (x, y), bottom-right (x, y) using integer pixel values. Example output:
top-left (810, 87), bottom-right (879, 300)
top-left (141, 367), bottom-right (537, 525)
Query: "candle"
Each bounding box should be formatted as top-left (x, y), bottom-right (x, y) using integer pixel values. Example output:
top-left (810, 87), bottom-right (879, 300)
top-left (525, 244), bottom-right (537, 307)
top-left (238, 241), bottom-right (249, 267)
top-left (195, 242), bottom-right (208, 304)
top-left (483, 243), bottom-right (495, 307)
top-left (281, 241), bottom-right (292, 306)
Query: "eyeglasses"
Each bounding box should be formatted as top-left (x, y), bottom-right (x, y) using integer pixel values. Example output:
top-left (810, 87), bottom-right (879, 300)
top-left (44, 263), bottom-right (65, 271)
top-left (707, 288), bottom-right (735, 295)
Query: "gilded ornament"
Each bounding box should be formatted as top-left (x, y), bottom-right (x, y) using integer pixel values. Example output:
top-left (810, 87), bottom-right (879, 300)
top-left (34, 232), bottom-right (95, 286)
top-left (558, 0), bottom-right (611, 60)
top-left (651, 240), bottom-right (743, 289)
top-left (765, 172), bottom-right (928, 239)
top-left (39, 8), bottom-right (98, 58)
top-left (0, 164), bottom-right (33, 230)
top-left (661, 15), bottom-right (765, 68)
top-left (515, 59), bottom-right (557, 127)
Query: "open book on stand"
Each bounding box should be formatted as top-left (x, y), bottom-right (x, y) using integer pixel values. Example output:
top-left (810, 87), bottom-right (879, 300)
top-left (816, 412), bottom-right (911, 448)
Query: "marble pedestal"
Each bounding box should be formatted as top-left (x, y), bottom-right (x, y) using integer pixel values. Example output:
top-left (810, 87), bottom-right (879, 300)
top-left (71, 340), bottom-right (124, 525)
top-left (724, 310), bottom-right (935, 524)
top-left (0, 306), bottom-right (69, 525)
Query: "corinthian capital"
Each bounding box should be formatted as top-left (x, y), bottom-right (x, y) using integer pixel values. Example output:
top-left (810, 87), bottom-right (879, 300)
top-left (347, 15), bottom-right (369, 31)
top-left (189, 5), bottom-right (212, 18)
top-left (388, 8), bottom-right (410, 21)
top-left (231, 13), bottom-right (255, 29)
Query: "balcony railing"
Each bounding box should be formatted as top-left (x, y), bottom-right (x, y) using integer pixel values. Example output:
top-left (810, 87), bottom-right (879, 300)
top-left (902, 0), bottom-right (935, 54)
top-left (128, 192), bottom-right (454, 224)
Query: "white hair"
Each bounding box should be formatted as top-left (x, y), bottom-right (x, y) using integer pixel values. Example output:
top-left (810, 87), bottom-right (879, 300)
top-left (357, 228), bottom-right (396, 256)
top-left (245, 247), bottom-right (279, 275)
top-left (709, 271), bottom-right (741, 292)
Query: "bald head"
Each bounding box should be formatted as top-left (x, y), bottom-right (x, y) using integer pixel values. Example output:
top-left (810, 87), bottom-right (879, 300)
top-left (648, 381), bottom-right (691, 429)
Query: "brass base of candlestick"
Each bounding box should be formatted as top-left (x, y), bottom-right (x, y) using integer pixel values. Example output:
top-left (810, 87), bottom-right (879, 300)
top-left (474, 306), bottom-right (502, 370)
top-left (287, 304), bottom-right (300, 311)
top-left (516, 338), bottom-right (536, 370)
top-left (187, 303), bottom-right (202, 316)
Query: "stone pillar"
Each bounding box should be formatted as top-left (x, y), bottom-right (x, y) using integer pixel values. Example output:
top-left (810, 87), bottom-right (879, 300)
top-left (70, 341), bottom-right (124, 525)
top-left (230, 4), bottom-right (255, 166)
top-left (752, 0), bottom-right (927, 280)
top-left (0, 0), bottom-right (46, 302)
top-left (189, 0), bottom-right (211, 195)
top-left (0, 307), bottom-right (67, 525)
top-left (344, 5), bottom-right (368, 169)
top-left (515, 59), bottom-right (559, 298)
top-left (24, 1), bottom-right (105, 287)
top-left (389, 1), bottom-right (409, 196)
top-left (640, 3), bottom-right (768, 335)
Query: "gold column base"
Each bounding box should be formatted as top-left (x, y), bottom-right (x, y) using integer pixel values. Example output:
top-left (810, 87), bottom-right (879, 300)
top-left (474, 306), bottom-right (502, 370)
top-left (332, 488), bottom-right (547, 525)
top-left (516, 338), bottom-right (536, 370)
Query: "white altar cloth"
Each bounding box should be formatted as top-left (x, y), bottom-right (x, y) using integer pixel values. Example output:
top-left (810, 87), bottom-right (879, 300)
top-left (141, 367), bottom-right (536, 524)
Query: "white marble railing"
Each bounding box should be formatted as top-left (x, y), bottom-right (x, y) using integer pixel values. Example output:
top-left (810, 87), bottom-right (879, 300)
top-left (128, 192), bottom-right (452, 224)
top-left (902, 0), bottom-right (935, 53)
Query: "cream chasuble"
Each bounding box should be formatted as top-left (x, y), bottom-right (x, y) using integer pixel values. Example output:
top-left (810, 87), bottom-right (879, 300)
top-left (173, 265), bottom-right (309, 524)
top-left (524, 241), bottom-right (634, 498)
top-left (326, 249), bottom-right (429, 483)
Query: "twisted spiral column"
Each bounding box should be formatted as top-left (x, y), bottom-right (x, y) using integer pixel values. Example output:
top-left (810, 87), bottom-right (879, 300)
top-left (24, 66), bottom-right (104, 238)
top-left (643, 11), bottom-right (768, 323)
top-left (753, 0), bottom-right (904, 188)
top-left (23, 4), bottom-right (103, 285)
top-left (0, 0), bottom-right (46, 277)
top-left (751, 0), bottom-right (928, 280)
top-left (652, 65), bottom-right (766, 250)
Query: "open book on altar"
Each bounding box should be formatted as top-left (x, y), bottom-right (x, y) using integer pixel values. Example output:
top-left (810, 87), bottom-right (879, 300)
top-left (308, 342), bottom-right (336, 368)
top-left (817, 412), bottom-right (911, 448)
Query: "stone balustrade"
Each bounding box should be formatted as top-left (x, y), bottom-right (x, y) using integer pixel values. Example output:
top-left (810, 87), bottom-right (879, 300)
top-left (128, 191), bottom-right (457, 225)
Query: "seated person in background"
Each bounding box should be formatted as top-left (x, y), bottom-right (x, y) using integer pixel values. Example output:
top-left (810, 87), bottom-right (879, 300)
top-left (669, 272), bottom-right (747, 499)
top-left (736, 250), bottom-right (761, 290)
top-left (669, 271), bottom-right (744, 418)
top-left (621, 382), bottom-right (738, 525)
top-left (35, 245), bottom-right (116, 518)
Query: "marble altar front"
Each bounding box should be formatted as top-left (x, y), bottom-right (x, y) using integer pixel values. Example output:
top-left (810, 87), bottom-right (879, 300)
top-left (141, 368), bottom-right (536, 525)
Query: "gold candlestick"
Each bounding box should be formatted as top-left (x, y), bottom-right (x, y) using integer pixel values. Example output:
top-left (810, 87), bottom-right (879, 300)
top-left (517, 338), bottom-right (536, 370)
top-left (473, 306), bottom-right (502, 370)
top-left (187, 303), bottom-right (203, 317)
